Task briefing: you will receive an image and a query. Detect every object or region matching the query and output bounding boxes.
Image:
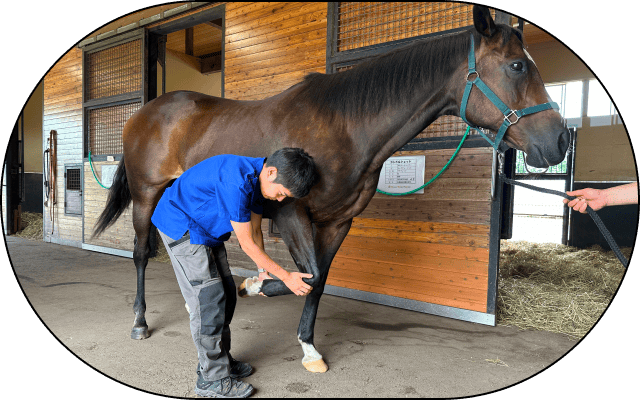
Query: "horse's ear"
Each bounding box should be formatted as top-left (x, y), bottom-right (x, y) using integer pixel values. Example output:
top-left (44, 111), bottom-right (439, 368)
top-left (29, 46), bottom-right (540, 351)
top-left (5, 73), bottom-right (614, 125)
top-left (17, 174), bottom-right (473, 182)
top-left (473, 5), bottom-right (497, 38)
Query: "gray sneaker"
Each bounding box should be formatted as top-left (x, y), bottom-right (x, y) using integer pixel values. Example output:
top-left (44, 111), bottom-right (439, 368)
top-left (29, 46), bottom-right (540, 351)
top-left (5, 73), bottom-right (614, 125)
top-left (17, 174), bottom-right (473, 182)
top-left (197, 358), bottom-right (253, 379)
top-left (195, 375), bottom-right (254, 398)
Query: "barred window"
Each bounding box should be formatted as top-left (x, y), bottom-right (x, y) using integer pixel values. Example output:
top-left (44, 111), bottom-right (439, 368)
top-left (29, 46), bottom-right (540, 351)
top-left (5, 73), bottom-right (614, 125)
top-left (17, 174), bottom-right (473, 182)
top-left (85, 40), bottom-right (142, 100)
top-left (337, 2), bottom-right (476, 52)
top-left (83, 34), bottom-right (144, 157)
top-left (88, 102), bottom-right (141, 155)
top-left (65, 166), bottom-right (82, 216)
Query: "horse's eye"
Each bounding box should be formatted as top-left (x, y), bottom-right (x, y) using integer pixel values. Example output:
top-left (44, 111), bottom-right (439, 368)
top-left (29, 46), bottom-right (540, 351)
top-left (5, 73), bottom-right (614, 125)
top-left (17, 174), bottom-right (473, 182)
top-left (510, 61), bottom-right (524, 72)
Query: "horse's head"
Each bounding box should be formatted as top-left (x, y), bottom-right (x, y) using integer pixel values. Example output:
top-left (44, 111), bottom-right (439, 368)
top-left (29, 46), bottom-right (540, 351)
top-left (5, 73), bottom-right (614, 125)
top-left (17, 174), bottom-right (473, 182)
top-left (459, 6), bottom-right (569, 168)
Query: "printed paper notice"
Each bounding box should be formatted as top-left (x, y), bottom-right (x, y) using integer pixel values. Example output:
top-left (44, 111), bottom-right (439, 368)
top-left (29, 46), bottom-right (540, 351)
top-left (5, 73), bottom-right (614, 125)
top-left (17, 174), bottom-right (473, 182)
top-left (101, 165), bottom-right (118, 188)
top-left (377, 156), bottom-right (426, 194)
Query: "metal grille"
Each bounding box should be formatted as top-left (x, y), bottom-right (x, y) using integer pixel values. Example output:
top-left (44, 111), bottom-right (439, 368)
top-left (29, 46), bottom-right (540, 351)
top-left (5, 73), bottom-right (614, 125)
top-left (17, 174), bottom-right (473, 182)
top-left (337, 2), bottom-right (477, 52)
top-left (65, 166), bottom-right (82, 215)
top-left (66, 168), bottom-right (81, 191)
top-left (86, 39), bottom-right (142, 100)
top-left (88, 102), bottom-right (141, 155)
top-left (417, 115), bottom-right (469, 139)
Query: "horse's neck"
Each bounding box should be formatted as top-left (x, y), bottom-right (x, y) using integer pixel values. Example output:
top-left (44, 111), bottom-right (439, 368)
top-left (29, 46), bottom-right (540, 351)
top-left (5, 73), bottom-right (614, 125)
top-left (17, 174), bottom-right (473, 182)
top-left (355, 77), bottom-right (459, 176)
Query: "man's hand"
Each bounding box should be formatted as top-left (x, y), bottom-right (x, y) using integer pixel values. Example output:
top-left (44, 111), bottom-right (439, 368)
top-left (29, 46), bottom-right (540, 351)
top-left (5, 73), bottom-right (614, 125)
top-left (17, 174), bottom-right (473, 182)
top-left (283, 272), bottom-right (313, 296)
top-left (258, 271), bottom-right (272, 282)
top-left (564, 188), bottom-right (607, 213)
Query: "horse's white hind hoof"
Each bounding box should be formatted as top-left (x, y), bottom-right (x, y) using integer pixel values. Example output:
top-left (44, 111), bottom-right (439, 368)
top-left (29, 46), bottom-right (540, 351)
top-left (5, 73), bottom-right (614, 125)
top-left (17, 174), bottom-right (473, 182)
top-left (302, 358), bottom-right (328, 373)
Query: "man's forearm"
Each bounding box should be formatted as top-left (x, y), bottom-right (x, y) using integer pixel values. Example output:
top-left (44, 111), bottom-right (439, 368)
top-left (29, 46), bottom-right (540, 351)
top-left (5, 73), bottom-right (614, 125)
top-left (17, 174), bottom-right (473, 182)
top-left (240, 238), bottom-right (290, 281)
top-left (604, 182), bottom-right (638, 207)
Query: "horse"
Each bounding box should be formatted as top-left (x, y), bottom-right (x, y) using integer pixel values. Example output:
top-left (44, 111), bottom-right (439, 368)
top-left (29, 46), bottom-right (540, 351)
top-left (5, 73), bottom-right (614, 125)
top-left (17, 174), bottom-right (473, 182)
top-left (94, 6), bottom-right (569, 374)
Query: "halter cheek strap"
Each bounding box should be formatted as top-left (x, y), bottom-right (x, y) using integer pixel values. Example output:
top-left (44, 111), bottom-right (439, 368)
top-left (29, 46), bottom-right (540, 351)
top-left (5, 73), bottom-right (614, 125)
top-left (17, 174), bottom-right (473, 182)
top-left (460, 34), bottom-right (559, 150)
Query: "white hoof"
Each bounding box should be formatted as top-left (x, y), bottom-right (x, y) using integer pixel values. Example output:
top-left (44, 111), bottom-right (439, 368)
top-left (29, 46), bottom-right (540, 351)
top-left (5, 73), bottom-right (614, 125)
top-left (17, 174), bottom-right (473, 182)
top-left (298, 337), bottom-right (328, 373)
top-left (302, 358), bottom-right (328, 373)
top-left (238, 276), bottom-right (263, 298)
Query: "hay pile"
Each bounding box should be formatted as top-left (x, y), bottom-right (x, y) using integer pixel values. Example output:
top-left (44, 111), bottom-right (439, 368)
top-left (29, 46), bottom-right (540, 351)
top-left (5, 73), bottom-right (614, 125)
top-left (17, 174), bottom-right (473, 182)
top-left (497, 240), bottom-right (628, 339)
top-left (12, 212), bottom-right (44, 239)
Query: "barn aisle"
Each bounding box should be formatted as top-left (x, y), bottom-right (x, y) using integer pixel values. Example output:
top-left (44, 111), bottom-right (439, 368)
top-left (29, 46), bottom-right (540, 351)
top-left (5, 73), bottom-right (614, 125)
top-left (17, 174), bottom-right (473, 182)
top-left (4, 236), bottom-right (586, 398)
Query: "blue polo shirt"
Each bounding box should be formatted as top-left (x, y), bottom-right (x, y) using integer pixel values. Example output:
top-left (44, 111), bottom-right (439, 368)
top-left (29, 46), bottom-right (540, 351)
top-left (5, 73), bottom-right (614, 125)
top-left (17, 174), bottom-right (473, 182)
top-left (151, 155), bottom-right (266, 247)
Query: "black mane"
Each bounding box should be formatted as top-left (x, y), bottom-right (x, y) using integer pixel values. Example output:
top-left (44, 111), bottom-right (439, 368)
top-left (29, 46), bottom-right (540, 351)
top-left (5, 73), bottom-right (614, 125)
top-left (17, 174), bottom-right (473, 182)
top-left (294, 25), bottom-right (519, 120)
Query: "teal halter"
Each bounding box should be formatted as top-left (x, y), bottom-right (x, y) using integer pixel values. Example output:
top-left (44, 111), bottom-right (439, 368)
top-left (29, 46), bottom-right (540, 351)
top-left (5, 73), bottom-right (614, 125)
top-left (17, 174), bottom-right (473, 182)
top-left (460, 34), bottom-right (559, 150)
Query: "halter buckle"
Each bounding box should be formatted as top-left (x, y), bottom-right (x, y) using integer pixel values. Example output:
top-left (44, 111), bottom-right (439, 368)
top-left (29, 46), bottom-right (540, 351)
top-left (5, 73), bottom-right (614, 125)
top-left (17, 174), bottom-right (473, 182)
top-left (504, 110), bottom-right (520, 126)
top-left (466, 70), bottom-right (479, 82)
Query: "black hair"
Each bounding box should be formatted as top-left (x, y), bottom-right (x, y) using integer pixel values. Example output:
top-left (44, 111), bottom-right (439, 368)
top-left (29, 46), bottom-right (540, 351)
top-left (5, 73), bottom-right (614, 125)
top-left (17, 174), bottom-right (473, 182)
top-left (292, 25), bottom-right (520, 121)
top-left (265, 148), bottom-right (319, 198)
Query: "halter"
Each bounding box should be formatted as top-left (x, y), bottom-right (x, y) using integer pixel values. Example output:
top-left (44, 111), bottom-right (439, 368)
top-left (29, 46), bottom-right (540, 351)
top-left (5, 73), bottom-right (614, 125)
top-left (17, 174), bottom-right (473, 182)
top-left (460, 34), bottom-right (559, 151)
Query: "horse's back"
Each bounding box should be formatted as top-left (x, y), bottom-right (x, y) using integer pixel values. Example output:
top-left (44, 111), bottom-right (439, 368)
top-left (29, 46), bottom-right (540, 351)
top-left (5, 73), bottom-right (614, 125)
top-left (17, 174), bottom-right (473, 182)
top-left (123, 91), bottom-right (277, 186)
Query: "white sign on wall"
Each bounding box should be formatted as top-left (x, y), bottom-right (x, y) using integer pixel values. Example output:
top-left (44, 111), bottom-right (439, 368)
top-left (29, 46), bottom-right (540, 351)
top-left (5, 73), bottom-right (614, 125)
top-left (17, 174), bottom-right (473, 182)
top-left (377, 155), bottom-right (426, 194)
top-left (101, 165), bottom-right (119, 188)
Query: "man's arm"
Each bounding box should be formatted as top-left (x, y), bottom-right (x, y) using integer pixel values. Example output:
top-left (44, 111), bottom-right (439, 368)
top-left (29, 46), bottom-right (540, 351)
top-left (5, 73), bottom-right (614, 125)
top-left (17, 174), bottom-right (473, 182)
top-left (231, 219), bottom-right (313, 296)
top-left (565, 182), bottom-right (638, 213)
top-left (249, 212), bottom-right (272, 281)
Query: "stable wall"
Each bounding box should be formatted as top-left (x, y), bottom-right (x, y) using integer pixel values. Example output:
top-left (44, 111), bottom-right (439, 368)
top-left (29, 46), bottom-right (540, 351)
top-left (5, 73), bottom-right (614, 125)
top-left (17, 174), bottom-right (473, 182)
top-left (162, 49), bottom-right (222, 96)
top-left (42, 48), bottom-right (84, 246)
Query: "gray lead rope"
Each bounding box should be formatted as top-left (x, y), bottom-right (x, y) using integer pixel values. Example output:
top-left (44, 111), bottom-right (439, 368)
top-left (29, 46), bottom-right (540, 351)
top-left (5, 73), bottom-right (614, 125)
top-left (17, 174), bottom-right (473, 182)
top-left (499, 173), bottom-right (629, 268)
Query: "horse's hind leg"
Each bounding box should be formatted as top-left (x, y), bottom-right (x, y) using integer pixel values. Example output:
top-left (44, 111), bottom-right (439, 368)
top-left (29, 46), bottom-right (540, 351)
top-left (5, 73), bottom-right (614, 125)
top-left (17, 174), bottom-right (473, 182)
top-left (130, 200), bottom-right (157, 339)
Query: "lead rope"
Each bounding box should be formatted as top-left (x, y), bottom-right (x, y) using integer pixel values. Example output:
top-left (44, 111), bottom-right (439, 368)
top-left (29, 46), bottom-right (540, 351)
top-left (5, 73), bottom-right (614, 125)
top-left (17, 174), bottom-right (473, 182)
top-left (499, 173), bottom-right (629, 268)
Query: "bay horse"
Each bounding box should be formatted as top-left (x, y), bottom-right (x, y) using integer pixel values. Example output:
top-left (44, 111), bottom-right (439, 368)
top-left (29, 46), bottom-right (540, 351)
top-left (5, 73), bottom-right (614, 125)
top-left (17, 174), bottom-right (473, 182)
top-left (94, 6), bottom-right (569, 373)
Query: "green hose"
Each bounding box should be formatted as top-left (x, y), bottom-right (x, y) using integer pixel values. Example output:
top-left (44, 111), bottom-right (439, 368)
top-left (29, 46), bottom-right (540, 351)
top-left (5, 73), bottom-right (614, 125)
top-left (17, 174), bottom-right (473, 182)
top-left (88, 151), bottom-right (111, 189)
top-left (376, 126), bottom-right (470, 196)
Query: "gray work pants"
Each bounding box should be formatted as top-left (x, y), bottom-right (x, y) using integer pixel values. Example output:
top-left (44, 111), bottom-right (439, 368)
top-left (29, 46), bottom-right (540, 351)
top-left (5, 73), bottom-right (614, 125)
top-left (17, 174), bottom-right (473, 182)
top-left (158, 230), bottom-right (237, 381)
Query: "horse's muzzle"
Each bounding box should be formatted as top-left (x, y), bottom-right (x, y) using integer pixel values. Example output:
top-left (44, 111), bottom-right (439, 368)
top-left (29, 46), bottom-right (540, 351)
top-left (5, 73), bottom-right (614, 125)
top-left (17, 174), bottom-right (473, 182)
top-left (525, 127), bottom-right (570, 168)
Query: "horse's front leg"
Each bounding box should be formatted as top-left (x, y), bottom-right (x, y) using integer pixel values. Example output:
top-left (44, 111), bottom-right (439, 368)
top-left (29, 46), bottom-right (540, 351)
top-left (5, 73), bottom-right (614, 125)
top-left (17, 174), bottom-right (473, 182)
top-left (297, 219), bottom-right (352, 373)
top-left (243, 203), bottom-right (317, 297)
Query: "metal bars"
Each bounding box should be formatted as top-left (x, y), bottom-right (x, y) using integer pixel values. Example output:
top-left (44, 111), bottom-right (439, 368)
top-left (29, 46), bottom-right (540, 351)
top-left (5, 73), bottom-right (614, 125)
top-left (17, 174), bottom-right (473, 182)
top-left (86, 40), bottom-right (142, 101)
top-left (88, 102), bottom-right (141, 155)
top-left (64, 166), bottom-right (82, 216)
top-left (337, 2), bottom-right (474, 52)
top-left (83, 33), bottom-right (144, 158)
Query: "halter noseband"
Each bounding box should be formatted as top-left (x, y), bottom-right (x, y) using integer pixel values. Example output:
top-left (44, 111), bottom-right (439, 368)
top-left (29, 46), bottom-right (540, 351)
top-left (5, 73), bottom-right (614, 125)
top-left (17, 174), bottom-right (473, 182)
top-left (460, 34), bottom-right (559, 151)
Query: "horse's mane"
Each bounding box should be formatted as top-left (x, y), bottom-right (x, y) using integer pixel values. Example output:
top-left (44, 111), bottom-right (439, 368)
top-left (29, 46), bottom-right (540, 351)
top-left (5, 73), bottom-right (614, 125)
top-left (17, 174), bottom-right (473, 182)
top-left (293, 26), bottom-right (519, 120)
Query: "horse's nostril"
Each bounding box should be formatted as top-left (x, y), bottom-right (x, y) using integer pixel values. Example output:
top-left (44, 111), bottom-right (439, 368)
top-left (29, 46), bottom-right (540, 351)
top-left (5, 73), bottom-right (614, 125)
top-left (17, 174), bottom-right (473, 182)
top-left (558, 129), bottom-right (570, 154)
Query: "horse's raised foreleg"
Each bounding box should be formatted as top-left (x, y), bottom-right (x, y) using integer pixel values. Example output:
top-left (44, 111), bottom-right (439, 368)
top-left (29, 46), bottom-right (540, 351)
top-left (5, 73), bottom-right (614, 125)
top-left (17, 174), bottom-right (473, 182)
top-left (255, 203), bottom-right (317, 297)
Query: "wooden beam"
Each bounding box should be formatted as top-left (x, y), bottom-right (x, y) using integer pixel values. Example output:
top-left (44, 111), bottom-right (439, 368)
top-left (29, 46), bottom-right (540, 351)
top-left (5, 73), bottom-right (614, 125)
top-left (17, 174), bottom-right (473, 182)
top-left (205, 18), bottom-right (223, 30)
top-left (200, 53), bottom-right (222, 75)
top-left (185, 27), bottom-right (194, 56)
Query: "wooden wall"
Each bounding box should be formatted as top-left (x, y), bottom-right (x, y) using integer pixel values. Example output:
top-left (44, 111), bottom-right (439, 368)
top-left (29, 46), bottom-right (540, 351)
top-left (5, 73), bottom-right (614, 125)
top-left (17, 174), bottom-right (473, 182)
top-left (327, 147), bottom-right (493, 312)
top-left (224, 2), bottom-right (328, 100)
top-left (83, 161), bottom-right (135, 251)
top-left (43, 48), bottom-right (84, 245)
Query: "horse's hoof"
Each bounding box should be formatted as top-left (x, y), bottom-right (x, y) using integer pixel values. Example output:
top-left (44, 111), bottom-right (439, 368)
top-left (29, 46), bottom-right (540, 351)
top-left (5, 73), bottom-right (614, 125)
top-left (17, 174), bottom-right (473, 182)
top-left (238, 276), bottom-right (262, 298)
top-left (131, 326), bottom-right (150, 340)
top-left (302, 358), bottom-right (328, 373)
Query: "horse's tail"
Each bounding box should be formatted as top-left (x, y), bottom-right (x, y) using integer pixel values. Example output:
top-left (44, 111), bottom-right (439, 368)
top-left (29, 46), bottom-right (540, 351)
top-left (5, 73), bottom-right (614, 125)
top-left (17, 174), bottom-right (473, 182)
top-left (93, 157), bottom-right (132, 238)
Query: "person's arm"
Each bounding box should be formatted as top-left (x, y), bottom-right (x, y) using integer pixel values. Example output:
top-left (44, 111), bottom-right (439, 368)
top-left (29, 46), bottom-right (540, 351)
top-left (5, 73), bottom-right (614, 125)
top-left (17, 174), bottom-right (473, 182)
top-left (565, 182), bottom-right (638, 213)
top-left (249, 212), bottom-right (272, 281)
top-left (231, 219), bottom-right (313, 296)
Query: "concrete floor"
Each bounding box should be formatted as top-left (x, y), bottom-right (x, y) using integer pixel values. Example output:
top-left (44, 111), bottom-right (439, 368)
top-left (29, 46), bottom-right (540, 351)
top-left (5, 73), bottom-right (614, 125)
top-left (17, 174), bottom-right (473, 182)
top-left (2, 236), bottom-right (637, 399)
